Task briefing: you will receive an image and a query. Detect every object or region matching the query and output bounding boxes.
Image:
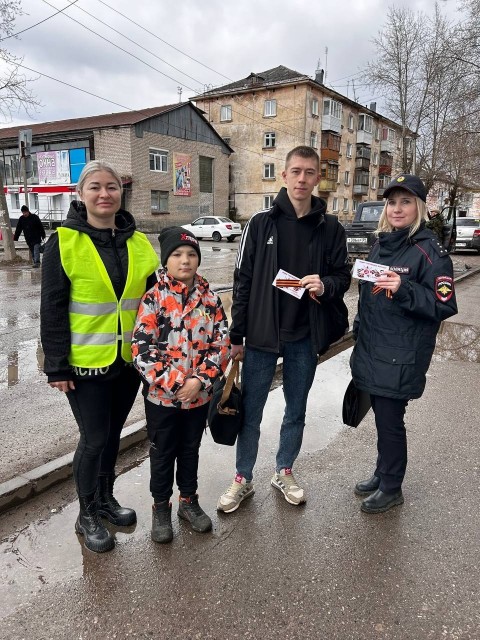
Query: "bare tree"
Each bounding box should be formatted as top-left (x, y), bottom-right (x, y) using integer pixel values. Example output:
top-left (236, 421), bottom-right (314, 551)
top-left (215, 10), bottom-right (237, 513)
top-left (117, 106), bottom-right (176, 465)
top-left (0, 0), bottom-right (40, 261)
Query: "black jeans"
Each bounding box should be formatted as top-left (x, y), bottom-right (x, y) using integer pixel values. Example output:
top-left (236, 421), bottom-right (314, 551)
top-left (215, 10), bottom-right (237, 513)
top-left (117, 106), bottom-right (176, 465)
top-left (145, 400), bottom-right (209, 503)
top-left (67, 363), bottom-right (140, 496)
top-left (371, 394), bottom-right (409, 493)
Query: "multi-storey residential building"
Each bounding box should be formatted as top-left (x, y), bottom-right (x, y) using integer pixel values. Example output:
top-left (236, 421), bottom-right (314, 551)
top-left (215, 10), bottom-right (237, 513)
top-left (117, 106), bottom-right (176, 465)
top-left (0, 103), bottom-right (231, 231)
top-left (192, 66), bottom-right (411, 221)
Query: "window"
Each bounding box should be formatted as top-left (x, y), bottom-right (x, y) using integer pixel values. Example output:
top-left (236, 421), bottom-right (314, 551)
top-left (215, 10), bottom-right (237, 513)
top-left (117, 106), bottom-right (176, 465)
top-left (343, 198), bottom-right (349, 212)
top-left (263, 163), bottom-right (275, 179)
top-left (310, 131), bottom-right (318, 148)
top-left (346, 142), bottom-right (352, 158)
top-left (371, 176), bottom-right (377, 189)
top-left (344, 171), bottom-right (350, 186)
top-left (375, 126), bottom-right (380, 141)
top-left (312, 98), bottom-right (319, 116)
top-left (320, 162), bottom-right (338, 181)
top-left (30, 193), bottom-right (39, 210)
top-left (263, 195), bottom-right (274, 209)
top-left (11, 193), bottom-right (20, 209)
top-left (264, 132), bottom-right (276, 148)
top-left (323, 98), bottom-right (342, 119)
top-left (151, 190), bottom-right (169, 213)
top-left (264, 99), bottom-right (277, 117)
top-left (358, 114), bottom-right (373, 133)
top-left (373, 151), bottom-right (379, 165)
top-left (382, 127), bottom-right (395, 142)
top-left (321, 132), bottom-right (341, 151)
top-left (149, 149), bottom-right (168, 172)
top-left (199, 156), bottom-right (214, 193)
top-left (348, 114), bottom-right (354, 130)
top-left (332, 197), bottom-right (338, 212)
top-left (220, 105), bottom-right (232, 121)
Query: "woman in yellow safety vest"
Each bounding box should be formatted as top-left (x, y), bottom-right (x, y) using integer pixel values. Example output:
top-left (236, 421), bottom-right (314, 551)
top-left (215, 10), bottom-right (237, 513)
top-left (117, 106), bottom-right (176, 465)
top-left (40, 160), bottom-right (159, 553)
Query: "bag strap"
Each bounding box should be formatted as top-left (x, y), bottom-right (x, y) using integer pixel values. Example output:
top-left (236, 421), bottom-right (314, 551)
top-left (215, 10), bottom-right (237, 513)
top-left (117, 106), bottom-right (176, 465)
top-left (219, 358), bottom-right (240, 408)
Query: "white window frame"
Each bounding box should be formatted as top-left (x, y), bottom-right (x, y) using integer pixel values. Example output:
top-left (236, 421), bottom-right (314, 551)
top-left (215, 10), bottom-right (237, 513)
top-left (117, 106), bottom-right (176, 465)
top-left (264, 99), bottom-right (277, 117)
top-left (263, 195), bottom-right (274, 209)
top-left (263, 163), bottom-right (275, 179)
top-left (149, 148), bottom-right (168, 173)
top-left (151, 189), bottom-right (169, 213)
top-left (344, 171), bottom-right (350, 186)
top-left (310, 131), bottom-right (318, 148)
top-left (359, 114), bottom-right (373, 133)
top-left (343, 198), bottom-right (349, 212)
top-left (332, 196), bottom-right (338, 212)
top-left (371, 176), bottom-right (377, 189)
top-left (220, 105), bottom-right (232, 122)
top-left (264, 132), bottom-right (276, 148)
top-left (348, 114), bottom-right (354, 130)
top-left (346, 142), bottom-right (352, 158)
top-left (11, 193), bottom-right (20, 209)
top-left (312, 98), bottom-right (319, 116)
top-left (373, 151), bottom-right (379, 165)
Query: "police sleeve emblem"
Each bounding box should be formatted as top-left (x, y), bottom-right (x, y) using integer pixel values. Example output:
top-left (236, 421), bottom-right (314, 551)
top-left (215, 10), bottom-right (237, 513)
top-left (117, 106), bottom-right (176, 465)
top-left (435, 276), bottom-right (453, 302)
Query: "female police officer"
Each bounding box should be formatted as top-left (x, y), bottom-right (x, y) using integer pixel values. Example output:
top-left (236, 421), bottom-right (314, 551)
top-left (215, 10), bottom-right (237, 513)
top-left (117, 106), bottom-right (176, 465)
top-left (41, 160), bottom-right (158, 552)
top-left (350, 174), bottom-right (458, 513)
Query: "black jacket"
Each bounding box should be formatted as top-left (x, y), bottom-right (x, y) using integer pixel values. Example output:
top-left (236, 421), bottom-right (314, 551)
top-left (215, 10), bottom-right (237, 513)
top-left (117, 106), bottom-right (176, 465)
top-left (230, 188), bottom-right (351, 355)
top-left (351, 225), bottom-right (458, 400)
top-left (13, 212), bottom-right (46, 245)
top-left (40, 201), bottom-right (156, 382)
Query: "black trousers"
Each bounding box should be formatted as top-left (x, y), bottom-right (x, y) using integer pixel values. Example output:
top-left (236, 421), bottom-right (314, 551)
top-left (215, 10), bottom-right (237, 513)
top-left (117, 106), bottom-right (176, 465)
top-left (145, 400), bottom-right (209, 503)
top-left (67, 363), bottom-right (140, 496)
top-left (371, 394), bottom-right (409, 494)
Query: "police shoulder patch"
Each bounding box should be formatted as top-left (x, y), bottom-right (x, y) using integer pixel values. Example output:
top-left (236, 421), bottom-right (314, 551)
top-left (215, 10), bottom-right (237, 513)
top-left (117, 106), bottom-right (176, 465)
top-left (435, 276), bottom-right (453, 302)
top-left (430, 237), bottom-right (449, 257)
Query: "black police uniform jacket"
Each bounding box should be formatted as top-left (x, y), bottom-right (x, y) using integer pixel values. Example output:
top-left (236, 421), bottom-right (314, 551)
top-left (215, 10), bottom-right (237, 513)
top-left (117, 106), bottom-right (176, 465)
top-left (230, 188), bottom-right (351, 356)
top-left (351, 224), bottom-right (458, 400)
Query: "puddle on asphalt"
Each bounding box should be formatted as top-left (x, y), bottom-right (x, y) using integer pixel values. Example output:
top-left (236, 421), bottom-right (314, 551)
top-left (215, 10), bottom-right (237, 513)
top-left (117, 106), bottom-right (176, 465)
top-left (0, 339), bottom-right (44, 389)
top-left (433, 320), bottom-right (480, 363)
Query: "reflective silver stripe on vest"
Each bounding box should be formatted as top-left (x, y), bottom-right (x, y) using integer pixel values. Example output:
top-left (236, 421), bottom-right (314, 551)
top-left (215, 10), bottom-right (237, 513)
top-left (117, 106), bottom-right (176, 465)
top-left (69, 301), bottom-right (117, 316)
top-left (123, 330), bottom-right (133, 342)
top-left (121, 298), bottom-right (141, 311)
top-left (71, 332), bottom-right (117, 346)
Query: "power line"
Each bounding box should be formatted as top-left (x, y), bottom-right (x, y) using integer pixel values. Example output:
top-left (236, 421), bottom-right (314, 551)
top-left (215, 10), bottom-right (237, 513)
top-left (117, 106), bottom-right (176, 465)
top-left (96, 0), bottom-right (232, 82)
top-left (0, 0), bottom-right (79, 42)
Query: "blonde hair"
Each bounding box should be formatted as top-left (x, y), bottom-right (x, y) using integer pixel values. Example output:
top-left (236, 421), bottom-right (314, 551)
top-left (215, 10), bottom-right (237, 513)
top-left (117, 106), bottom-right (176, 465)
top-left (375, 190), bottom-right (428, 236)
top-left (77, 160), bottom-right (123, 197)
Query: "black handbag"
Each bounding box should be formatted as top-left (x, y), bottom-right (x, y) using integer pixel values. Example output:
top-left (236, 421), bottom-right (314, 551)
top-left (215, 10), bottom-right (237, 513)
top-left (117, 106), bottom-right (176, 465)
top-left (342, 379), bottom-right (371, 428)
top-left (208, 359), bottom-right (243, 446)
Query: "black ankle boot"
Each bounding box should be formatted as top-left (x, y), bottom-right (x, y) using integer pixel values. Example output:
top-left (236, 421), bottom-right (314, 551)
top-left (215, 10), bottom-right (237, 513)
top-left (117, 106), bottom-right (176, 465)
top-left (354, 474), bottom-right (380, 496)
top-left (97, 474), bottom-right (137, 526)
top-left (178, 494), bottom-right (212, 533)
top-left (75, 494), bottom-right (115, 553)
top-left (152, 501), bottom-right (173, 543)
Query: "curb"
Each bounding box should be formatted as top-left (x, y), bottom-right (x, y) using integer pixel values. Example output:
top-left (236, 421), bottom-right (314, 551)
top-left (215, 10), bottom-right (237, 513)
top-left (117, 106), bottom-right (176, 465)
top-left (0, 266), bottom-right (478, 514)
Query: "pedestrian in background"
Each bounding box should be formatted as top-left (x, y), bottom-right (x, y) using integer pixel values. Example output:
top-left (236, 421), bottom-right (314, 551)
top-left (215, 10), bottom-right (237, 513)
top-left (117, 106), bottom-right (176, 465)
top-left (351, 175), bottom-right (458, 513)
top-left (132, 227), bottom-right (229, 543)
top-left (13, 204), bottom-right (46, 267)
top-left (217, 145), bottom-right (351, 514)
top-left (40, 160), bottom-right (159, 553)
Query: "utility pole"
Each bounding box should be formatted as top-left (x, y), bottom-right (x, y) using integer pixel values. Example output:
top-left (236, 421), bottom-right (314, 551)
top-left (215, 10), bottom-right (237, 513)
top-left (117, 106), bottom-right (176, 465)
top-left (19, 129), bottom-right (32, 209)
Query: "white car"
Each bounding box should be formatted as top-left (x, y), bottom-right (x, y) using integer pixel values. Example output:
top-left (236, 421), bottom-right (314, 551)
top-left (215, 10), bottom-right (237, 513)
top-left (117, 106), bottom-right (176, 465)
top-left (182, 216), bottom-right (242, 242)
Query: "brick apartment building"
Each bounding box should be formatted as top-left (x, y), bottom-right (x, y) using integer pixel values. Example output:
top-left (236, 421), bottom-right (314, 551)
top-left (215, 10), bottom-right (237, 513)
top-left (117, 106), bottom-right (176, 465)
top-left (0, 102), bottom-right (232, 231)
top-left (192, 65), bottom-right (413, 222)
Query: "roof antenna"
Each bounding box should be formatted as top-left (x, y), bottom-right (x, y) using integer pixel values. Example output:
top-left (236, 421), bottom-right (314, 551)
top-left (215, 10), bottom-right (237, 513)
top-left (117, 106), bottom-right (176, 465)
top-left (325, 46), bottom-right (328, 83)
top-left (177, 86), bottom-right (183, 103)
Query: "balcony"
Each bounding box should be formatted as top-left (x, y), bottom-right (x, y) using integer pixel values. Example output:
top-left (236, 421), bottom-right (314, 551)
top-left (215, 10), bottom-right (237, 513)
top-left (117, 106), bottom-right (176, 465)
top-left (380, 139), bottom-right (394, 153)
top-left (355, 157), bottom-right (370, 171)
top-left (321, 114), bottom-right (341, 135)
top-left (357, 129), bottom-right (372, 145)
top-left (353, 184), bottom-right (369, 195)
top-left (356, 145), bottom-right (371, 160)
top-left (377, 188), bottom-right (385, 197)
top-left (320, 147), bottom-right (340, 162)
top-left (318, 178), bottom-right (337, 192)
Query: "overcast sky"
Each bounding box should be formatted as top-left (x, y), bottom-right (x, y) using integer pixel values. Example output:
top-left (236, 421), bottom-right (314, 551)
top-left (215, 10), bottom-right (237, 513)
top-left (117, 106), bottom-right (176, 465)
top-left (1, 0), bottom-right (460, 128)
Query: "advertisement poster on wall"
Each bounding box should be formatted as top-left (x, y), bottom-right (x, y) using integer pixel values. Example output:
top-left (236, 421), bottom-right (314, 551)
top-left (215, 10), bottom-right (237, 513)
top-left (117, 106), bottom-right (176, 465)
top-left (37, 150), bottom-right (70, 184)
top-left (173, 153), bottom-right (191, 196)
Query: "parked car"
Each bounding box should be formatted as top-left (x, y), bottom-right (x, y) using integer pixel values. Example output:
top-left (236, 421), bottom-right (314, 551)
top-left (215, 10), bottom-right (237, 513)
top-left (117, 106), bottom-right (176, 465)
top-left (182, 216), bottom-right (242, 242)
top-left (343, 201), bottom-right (384, 263)
top-left (453, 218), bottom-right (480, 253)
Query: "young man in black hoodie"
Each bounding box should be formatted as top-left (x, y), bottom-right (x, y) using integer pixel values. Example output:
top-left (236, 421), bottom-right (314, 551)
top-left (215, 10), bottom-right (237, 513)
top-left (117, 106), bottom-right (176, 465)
top-left (217, 146), bottom-right (351, 513)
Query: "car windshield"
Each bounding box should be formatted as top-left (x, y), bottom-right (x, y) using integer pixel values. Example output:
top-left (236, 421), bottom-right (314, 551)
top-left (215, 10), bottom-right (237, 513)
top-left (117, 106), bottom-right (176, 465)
top-left (457, 219), bottom-right (480, 227)
top-left (359, 206), bottom-right (383, 222)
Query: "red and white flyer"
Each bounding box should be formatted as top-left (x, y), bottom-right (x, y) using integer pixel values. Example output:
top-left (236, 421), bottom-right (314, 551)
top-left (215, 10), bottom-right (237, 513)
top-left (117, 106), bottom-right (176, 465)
top-left (353, 259), bottom-right (388, 282)
top-left (272, 269), bottom-right (305, 299)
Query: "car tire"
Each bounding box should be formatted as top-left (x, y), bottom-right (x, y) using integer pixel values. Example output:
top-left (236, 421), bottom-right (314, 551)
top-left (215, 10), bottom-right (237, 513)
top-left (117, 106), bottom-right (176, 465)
top-left (212, 231), bottom-right (222, 242)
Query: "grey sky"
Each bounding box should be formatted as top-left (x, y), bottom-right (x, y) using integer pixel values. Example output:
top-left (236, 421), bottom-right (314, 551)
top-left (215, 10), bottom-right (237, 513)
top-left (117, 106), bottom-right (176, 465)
top-left (2, 0), bottom-right (460, 128)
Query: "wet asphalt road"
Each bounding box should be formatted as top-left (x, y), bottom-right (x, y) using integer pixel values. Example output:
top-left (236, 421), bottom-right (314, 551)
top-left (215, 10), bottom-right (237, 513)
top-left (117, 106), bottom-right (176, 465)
top-left (0, 242), bottom-right (479, 639)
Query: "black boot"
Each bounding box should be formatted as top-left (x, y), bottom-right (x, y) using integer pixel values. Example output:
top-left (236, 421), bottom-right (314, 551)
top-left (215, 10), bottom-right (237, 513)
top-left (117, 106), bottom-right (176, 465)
top-left (152, 501), bottom-right (173, 543)
top-left (97, 474), bottom-right (137, 526)
top-left (354, 474), bottom-right (380, 496)
top-left (178, 494), bottom-right (212, 533)
top-left (75, 494), bottom-right (115, 553)
top-left (361, 489), bottom-right (404, 514)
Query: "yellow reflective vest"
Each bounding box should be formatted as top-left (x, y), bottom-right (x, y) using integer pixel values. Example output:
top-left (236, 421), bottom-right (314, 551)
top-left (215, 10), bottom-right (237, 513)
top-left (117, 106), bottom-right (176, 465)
top-left (57, 227), bottom-right (159, 367)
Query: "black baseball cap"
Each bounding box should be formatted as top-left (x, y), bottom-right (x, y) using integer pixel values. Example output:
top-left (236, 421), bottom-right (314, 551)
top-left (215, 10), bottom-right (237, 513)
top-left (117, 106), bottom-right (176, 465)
top-left (383, 174), bottom-right (427, 203)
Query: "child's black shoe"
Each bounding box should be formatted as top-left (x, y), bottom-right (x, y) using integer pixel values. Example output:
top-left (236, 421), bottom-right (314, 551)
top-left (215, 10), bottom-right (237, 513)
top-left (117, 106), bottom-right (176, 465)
top-left (178, 495), bottom-right (212, 533)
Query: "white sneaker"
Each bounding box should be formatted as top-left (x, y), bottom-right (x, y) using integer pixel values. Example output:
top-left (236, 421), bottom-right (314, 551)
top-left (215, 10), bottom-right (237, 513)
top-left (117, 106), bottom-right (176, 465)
top-left (217, 474), bottom-right (255, 513)
top-left (271, 468), bottom-right (306, 505)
